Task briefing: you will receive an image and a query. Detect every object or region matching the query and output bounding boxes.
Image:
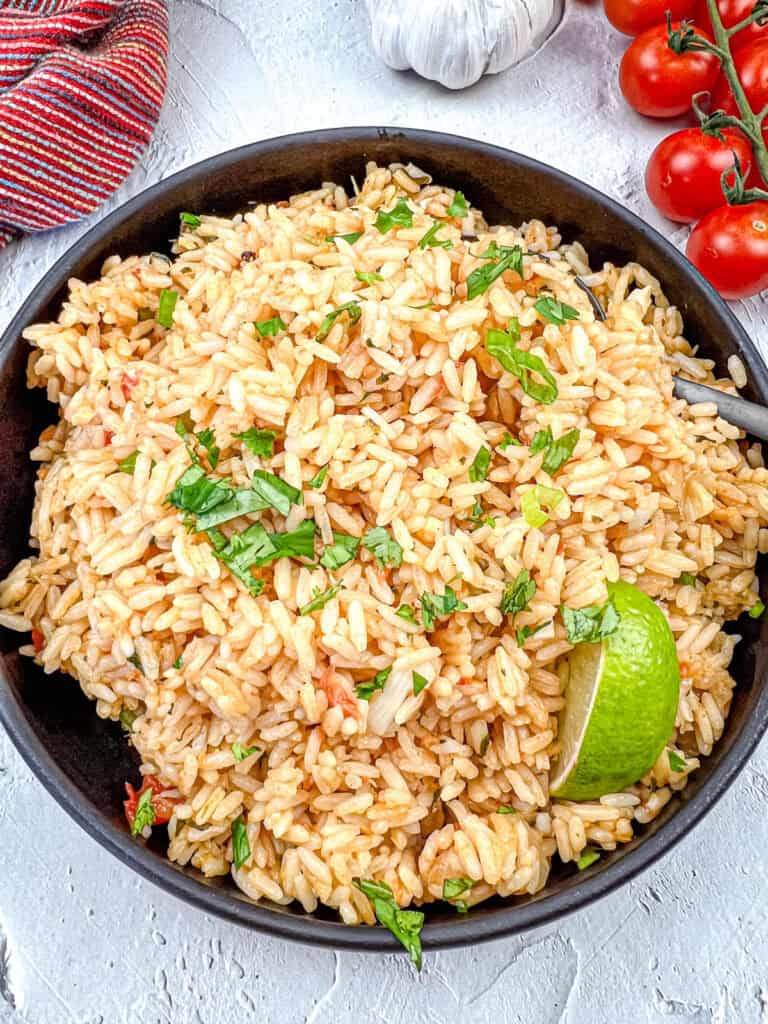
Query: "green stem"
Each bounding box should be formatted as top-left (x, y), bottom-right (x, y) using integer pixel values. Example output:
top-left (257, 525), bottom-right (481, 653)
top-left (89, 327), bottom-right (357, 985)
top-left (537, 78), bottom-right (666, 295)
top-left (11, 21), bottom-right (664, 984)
top-left (726, 7), bottom-right (768, 37)
top-left (705, 0), bottom-right (768, 187)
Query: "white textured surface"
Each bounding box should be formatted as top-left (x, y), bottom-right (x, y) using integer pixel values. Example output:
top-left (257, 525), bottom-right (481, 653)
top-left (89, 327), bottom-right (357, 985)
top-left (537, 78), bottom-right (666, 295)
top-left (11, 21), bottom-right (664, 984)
top-left (1, 3), bottom-right (768, 1021)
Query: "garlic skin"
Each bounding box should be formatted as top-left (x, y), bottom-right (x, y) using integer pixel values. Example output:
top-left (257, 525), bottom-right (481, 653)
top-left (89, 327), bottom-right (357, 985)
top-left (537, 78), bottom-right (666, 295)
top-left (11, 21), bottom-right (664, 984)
top-left (366, 0), bottom-right (564, 91)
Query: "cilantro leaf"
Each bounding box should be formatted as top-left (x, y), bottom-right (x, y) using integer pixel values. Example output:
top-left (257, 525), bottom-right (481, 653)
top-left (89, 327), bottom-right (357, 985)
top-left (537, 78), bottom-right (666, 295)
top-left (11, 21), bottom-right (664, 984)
top-left (250, 469), bottom-right (302, 517)
top-left (468, 446), bottom-right (491, 483)
top-left (353, 879), bottom-right (424, 970)
top-left (515, 621), bottom-right (550, 647)
top-left (131, 787), bottom-right (155, 837)
top-left (232, 742), bottom-right (260, 762)
top-left (418, 222), bottom-right (452, 250)
top-left (254, 317), bottom-right (287, 337)
top-left (374, 199), bottom-right (413, 234)
top-left (420, 585), bottom-right (467, 631)
top-left (668, 749), bottom-right (687, 773)
top-left (447, 192), bottom-right (469, 218)
top-left (180, 212), bottom-right (201, 228)
top-left (308, 465), bottom-right (328, 489)
top-left (356, 665), bottom-right (392, 701)
top-left (562, 600), bottom-right (620, 645)
top-left (326, 231), bottom-right (363, 245)
top-left (157, 289), bottom-right (178, 329)
top-left (521, 485), bottom-right (565, 528)
top-left (118, 451), bottom-right (139, 474)
top-left (677, 572), bottom-right (697, 587)
top-left (396, 605), bottom-right (417, 624)
top-left (265, 520), bottom-right (317, 562)
top-left (412, 671), bottom-right (429, 696)
top-left (497, 806), bottom-right (516, 815)
top-left (530, 428), bottom-right (553, 454)
top-left (466, 246), bottom-right (523, 300)
top-left (534, 296), bottom-right (580, 325)
top-left (500, 569), bottom-right (536, 616)
top-left (195, 427), bottom-right (220, 469)
top-left (316, 301), bottom-right (362, 342)
top-left (119, 707), bottom-right (137, 732)
top-left (499, 432), bottom-right (521, 450)
top-left (749, 599), bottom-right (765, 619)
top-left (442, 877), bottom-right (473, 901)
top-left (172, 655), bottom-right (183, 670)
top-left (232, 816), bottom-right (251, 869)
top-left (541, 429), bottom-right (580, 475)
top-left (195, 488), bottom-right (271, 531)
top-left (355, 270), bottom-right (383, 285)
top-left (299, 581), bottom-right (344, 616)
top-left (167, 465), bottom-right (233, 516)
top-left (320, 532), bottom-right (360, 570)
top-left (485, 326), bottom-right (558, 404)
top-left (234, 427), bottom-right (277, 457)
top-left (363, 527), bottom-right (403, 569)
top-left (209, 523), bottom-right (275, 595)
top-left (576, 849), bottom-right (600, 871)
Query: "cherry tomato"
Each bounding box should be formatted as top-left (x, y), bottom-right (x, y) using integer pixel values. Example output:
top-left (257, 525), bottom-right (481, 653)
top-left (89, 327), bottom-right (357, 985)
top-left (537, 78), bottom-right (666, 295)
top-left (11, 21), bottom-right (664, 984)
top-left (686, 201), bottom-right (768, 298)
top-left (645, 127), bottom-right (754, 222)
top-left (605, 0), bottom-right (695, 36)
top-left (710, 37), bottom-right (768, 122)
top-left (620, 23), bottom-right (720, 118)
top-left (124, 775), bottom-right (177, 830)
top-left (693, 0), bottom-right (768, 52)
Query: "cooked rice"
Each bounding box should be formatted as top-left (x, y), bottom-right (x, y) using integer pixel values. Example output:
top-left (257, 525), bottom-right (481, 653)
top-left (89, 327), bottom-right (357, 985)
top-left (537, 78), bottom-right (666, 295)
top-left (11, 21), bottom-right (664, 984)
top-left (1, 161), bottom-right (765, 923)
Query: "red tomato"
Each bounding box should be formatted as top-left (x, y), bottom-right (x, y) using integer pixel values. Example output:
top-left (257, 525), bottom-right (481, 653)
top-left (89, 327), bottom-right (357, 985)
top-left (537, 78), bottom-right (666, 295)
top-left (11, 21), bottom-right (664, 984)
top-left (31, 627), bottom-right (44, 653)
top-left (620, 23), bottom-right (720, 117)
top-left (687, 201), bottom-right (768, 298)
top-left (123, 775), bottom-right (177, 830)
top-left (605, 0), bottom-right (695, 36)
top-left (710, 38), bottom-right (768, 123)
top-left (317, 666), bottom-right (359, 718)
top-left (645, 128), bottom-right (754, 222)
top-left (694, 0), bottom-right (768, 52)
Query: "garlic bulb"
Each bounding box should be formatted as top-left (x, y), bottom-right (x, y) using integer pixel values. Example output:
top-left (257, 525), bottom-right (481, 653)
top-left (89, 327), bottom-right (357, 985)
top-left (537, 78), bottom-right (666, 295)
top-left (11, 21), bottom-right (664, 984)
top-left (366, 0), bottom-right (564, 91)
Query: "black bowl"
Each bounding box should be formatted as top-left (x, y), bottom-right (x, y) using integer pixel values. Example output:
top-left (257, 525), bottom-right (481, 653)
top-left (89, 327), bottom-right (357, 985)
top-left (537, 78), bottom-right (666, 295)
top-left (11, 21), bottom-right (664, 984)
top-left (2, 127), bottom-right (768, 954)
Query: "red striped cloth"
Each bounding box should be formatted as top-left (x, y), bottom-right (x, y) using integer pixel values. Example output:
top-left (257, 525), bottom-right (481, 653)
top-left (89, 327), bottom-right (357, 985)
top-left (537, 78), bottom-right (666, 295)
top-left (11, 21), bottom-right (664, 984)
top-left (0, 0), bottom-right (169, 247)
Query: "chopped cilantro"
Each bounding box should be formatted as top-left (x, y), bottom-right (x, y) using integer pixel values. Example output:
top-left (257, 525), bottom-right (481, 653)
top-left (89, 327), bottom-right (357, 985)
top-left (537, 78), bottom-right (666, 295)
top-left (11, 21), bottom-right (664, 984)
top-left (157, 289), bottom-right (178, 329)
top-left (412, 671), bottom-right (428, 696)
top-left (195, 427), bottom-right (220, 469)
top-left (127, 652), bottom-right (144, 675)
top-left (468, 446), bottom-right (491, 483)
top-left (499, 432), bottom-right (521, 450)
top-left (419, 585), bottom-right (467, 631)
top-left (668, 749), bottom-right (687, 773)
top-left (562, 600), bottom-right (620, 645)
top-left (515, 622), bottom-right (550, 647)
top-left (363, 527), bottom-right (403, 569)
top-left (234, 427), bottom-right (276, 457)
top-left (167, 465), bottom-right (233, 516)
top-left (749, 599), bottom-right (765, 619)
top-left (541, 429), bottom-right (580, 475)
top-left (500, 569), bottom-right (536, 616)
top-left (466, 245), bottom-right (523, 300)
top-left (418, 222), bottom-right (452, 250)
top-left (195, 489), bottom-right (270, 531)
top-left (677, 572), bottom-right (697, 587)
top-left (576, 849), bottom-right (601, 871)
top-left (320, 532), bottom-right (360, 571)
top-left (118, 451), bottom-right (139, 474)
top-left (180, 212), bottom-right (201, 228)
top-left (355, 270), bottom-right (383, 285)
top-left (534, 296), bottom-right (580, 325)
top-left (326, 231), bottom-right (363, 245)
top-left (396, 605), bottom-right (417, 624)
top-left (308, 465), bottom-right (329, 489)
top-left (254, 317), bottom-right (287, 337)
top-left (232, 742), bottom-right (260, 762)
top-left (299, 581), bottom-right (344, 616)
top-left (232, 815), bottom-right (251, 869)
top-left (316, 301), bottom-right (362, 342)
top-left (442, 877), bottom-right (473, 901)
top-left (530, 428), bottom-right (553, 454)
top-left (356, 665), bottom-right (392, 701)
top-left (374, 199), bottom-right (413, 234)
top-left (446, 191), bottom-right (469, 218)
top-left (250, 469), bottom-right (302, 517)
top-left (131, 787), bottom-right (155, 837)
top-left (119, 707), bottom-right (137, 732)
top-left (353, 879), bottom-right (424, 970)
top-left (485, 325), bottom-right (558, 404)
top-left (521, 484), bottom-right (565, 528)
top-left (172, 655), bottom-right (183, 670)
top-left (209, 523), bottom-right (274, 596)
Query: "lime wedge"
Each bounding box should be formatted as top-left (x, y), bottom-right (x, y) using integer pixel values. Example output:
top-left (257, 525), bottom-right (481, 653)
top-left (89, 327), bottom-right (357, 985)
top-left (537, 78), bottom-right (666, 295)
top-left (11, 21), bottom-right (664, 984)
top-left (551, 580), bottom-right (680, 801)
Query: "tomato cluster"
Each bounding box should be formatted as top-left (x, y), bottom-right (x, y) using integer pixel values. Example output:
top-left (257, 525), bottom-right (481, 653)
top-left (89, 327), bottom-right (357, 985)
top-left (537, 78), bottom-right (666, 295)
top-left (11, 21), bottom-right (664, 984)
top-left (605, 0), bottom-right (768, 300)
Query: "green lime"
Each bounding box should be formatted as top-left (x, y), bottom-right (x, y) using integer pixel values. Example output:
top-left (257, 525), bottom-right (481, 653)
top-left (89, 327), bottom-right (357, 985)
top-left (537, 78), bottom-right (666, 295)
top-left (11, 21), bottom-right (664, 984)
top-left (550, 579), bottom-right (680, 801)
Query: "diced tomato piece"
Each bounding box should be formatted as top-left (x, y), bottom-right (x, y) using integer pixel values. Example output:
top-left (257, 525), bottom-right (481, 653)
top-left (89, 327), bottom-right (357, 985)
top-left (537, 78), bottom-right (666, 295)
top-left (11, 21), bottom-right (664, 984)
top-left (104, 430), bottom-right (114, 446)
top-left (31, 628), bottom-right (44, 653)
top-left (317, 666), bottom-right (359, 718)
top-left (123, 774), bottom-right (177, 830)
top-left (120, 371), bottom-right (140, 401)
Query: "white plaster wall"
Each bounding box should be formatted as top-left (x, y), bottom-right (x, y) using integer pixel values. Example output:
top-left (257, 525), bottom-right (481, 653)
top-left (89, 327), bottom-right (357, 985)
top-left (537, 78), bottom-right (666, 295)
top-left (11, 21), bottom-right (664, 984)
top-left (1, 3), bottom-right (767, 1021)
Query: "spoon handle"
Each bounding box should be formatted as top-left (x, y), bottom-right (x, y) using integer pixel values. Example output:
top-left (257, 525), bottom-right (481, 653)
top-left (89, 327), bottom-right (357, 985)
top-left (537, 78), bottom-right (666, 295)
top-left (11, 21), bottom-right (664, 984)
top-left (673, 377), bottom-right (768, 442)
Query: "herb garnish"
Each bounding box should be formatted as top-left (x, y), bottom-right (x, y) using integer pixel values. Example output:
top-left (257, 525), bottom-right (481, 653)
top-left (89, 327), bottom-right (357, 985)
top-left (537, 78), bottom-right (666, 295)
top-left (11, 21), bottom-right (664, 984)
top-left (299, 581), bottom-right (344, 616)
top-left (119, 708), bottom-right (137, 732)
top-left (530, 428), bottom-right (553, 454)
top-left (172, 655), bottom-right (183, 670)
top-left (232, 743), bottom-right (260, 763)
top-left (442, 877), bottom-right (473, 901)
top-left (195, 490), bottom-right (270, 531)
top-left (412, 671), bottom-right (428, 696)
top-left (254, 317), bottom-right (287, 337)
top-left (418, 222), bottom-right (453, 250)
top-left (396, 605), bottom-right (417, 624)
top-left (562, 600), bottom-right (620, 645)
top-left (232, 816), bottom-right (251, 869)
top-left (131, 788), bottom-right (155, 837)
top-left (250, 469), bottom-right (302, 517)
top-left (356, 665), bottom-right (392, 701)
top-left (320, 532), bottom-right (360, 570)
top-left (541, 429), bottom-right (580, 475)
top-left (353, 879), bottom-right (424, 970)
top-left (180, 212), bottom-right (200, 228)
top-left (234, 427), bottom-right (277, 457)
top-left (420, 585), bottom-right (467, 631)
top-left (446, 191), bottom-right (469, 218)
top-left (355, 270), bottom-right (384, 285)
top-left (363, 527), bottom-right (403, 569)
top-left (308, 465), bottom-right (328, 489)
top-left (485, 325), bottom-right (559, 404)
top-left (209, 523), bottom-right (274, 596)
top-left (118, 451), bottom-right (139, 474)
top-left (668, 749), bottom-right (686, 773)
top-left (497, 806), bottom-right (516, 815)
top-left (157, 289), bottom-right (178, 329)
top-left (466, 245), bottom-right (523, 300)
top-left (677, 572), bottom-right (697, 587)
top-left (374, 199), bottom-right (413, 234)
top-left (521, 484), bottom-right (565, 528)
top-left (515, 622), bottom-right (550, 648)
top-left (534, 297), bottom-right (580, 325)
top-left (498, 432), bottom-right (521, 450)
top-left (195, 428), bottom-right (220, 469)
top-left (316, 301), bottom-right (362, 342)
top-left (127, 652), bottom-right (144, 675)
top-left (576, 849), bottom-right (600, 871)
top-left (326, 231), bottom-right (363, 245)
top-left (500, 569), bottom-right (536, 616)
top-left (749, 599), bottom-right (765, 618)
top-left (168, 465), bottom-right (233, 516)
top-left (468, 446), bottom-right (491, 483)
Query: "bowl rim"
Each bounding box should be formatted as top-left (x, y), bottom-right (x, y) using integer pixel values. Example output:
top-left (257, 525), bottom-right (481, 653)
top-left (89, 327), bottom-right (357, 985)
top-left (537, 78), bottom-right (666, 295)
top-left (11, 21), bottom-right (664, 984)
top-left (2, 125), bottom-right (768, 954)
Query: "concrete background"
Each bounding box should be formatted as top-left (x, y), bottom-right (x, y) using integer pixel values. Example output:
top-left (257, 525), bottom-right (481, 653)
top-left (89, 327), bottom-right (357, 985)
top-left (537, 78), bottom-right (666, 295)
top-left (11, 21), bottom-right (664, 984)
top-left (1, 2), bottom-right (767, 1021)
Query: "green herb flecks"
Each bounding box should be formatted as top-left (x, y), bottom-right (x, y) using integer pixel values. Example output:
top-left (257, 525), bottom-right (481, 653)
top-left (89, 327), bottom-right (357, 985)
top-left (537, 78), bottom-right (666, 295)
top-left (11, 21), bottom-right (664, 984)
top-left (466, 245), bottom-right (523, 301)
top-left (485, 325), bottom-right (559, 405)
top-left (419, 585), bottom-right (467, 631)
top-left (232, 815), bottom-right (251, 869)
top-left (498, 432), bottom-right (521, 450)
top-left (326, 231), bottom-right (363, 245)
top-left (254, 317), bottom-right (287, 338)
top-left (468, 446), bottom-right (491, 483)
top-left (209, 523), bottom-right (275, 596)
top-left (118, 451), bottom-right (139, 474)
top-left (442, 877), bottom-right (473, 901)
top-left (355, 270), bottom-right (384, 286)
top-left (320, 532), bottom-right (360, 571)
top-left (677, 572), bottom-right (698, 587)
top-left (234, 427), bottom-right (277, 458)
top-left (119, 707), bottom-right (137, 732)
top-left (195, 428), bottom-right (220, 470)
top-left (194, 490), bottom-right (270, 532)
top-left (418, 222), bottom-right (453, 250)
top-left (250, 469), bottom-right (302, 517)
top-left (541, 429), bottom-right (580, 475)
top-left (521, 484), bottom-right (565, 528)
top-left (446, 192), bottom-right (469, 219)
top-left (412, 671), bottom-right (428, 697)
top-left (500, 569), bottom-right (536, 616)
top-left (374, 199), bottom-right (413, 234)
top-left (353, 879), bottom-right (424, 970)
top-left (167, 465), bottom-right (233, 516)
top-left (316, 301), bottom-right (362, 342)
top-left (157, 289), bottom-right (178, 329)
top-left (308, 465), bottom-right (329, 489)
top-left (576, 849), bottom-right (600, 871)
top-left (131, 787), bottom-right (155, 837)
top-left (172, 655), bottom-right (183, 670)
top-left (232, 743), bottom-right (260, 763)
top-left (534, 296), bottom-right (580, 325)
top-left (300, 581), bottom-right (344, 616)
top-left (530, 429), bottom-right (553, 454)
top-left (396, 605), bottom-right (417, 625)
top-left (515, 622), bottom-right (550, 648)
top-left (127, 652), bottom-right (144, 675)
top-left (749, 599), bottom-right (765, 619)
top-left (180, 212), bottom-right (201, 228)
top-left (668, 749), bottom-right (687, 773)
top-left (562, 599), bottom-right (620, 645)
top-left (356, 665), bottom-right (392, 701)
top-left (363, 527), bottom-right (403, 569)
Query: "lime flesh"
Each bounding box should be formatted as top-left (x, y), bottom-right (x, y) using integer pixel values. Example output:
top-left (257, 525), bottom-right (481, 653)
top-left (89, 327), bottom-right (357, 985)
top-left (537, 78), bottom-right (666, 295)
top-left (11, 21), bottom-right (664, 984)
top-left (550, 580), bottom-right (680, 801)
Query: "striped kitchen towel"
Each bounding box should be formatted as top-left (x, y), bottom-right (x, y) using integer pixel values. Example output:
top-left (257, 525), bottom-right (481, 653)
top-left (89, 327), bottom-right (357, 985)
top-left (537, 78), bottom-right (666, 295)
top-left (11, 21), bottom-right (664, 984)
top-left (0, 0), bottom-right (169, 248)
